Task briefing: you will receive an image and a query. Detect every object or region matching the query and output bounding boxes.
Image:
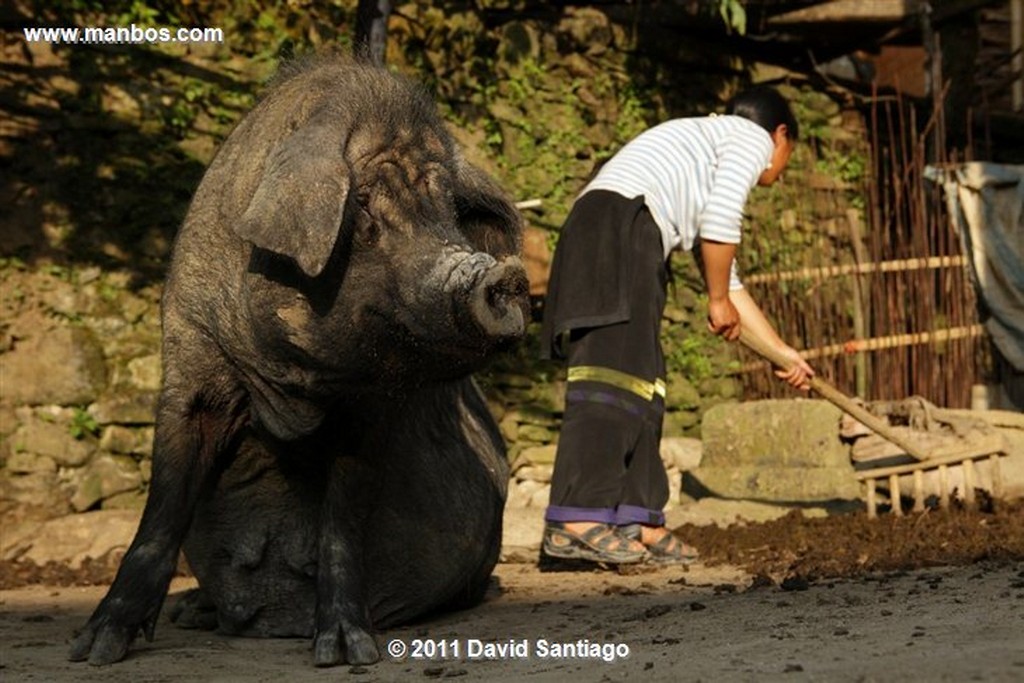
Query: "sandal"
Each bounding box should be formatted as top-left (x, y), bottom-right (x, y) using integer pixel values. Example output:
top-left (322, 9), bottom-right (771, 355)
top-left (620, 524), bottom-right (699, 565)
top-left (542, 521), bottom-right (647, 564)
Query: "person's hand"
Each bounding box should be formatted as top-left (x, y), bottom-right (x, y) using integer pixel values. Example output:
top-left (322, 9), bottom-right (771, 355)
top-left (774, 345), bottom-right (815, 390)
top-left (707, 297), bottom-right (741, 340)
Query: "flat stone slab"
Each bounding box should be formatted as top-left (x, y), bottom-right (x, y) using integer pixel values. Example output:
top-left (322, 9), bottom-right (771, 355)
top-left (2, 509), bottom-right (140, 567)
top-left (702, 399), bottom-right (849, 469)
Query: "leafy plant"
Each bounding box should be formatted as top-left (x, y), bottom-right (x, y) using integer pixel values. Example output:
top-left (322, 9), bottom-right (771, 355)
top-left (69, 408), bottom-right (100, 440)
top-left (718, 0), bottom-right (747, 35)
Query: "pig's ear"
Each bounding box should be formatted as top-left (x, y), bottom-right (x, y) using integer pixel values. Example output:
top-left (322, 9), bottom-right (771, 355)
top-left (453, 158), bottom-right (522, 258)
top-left (235, 122), bottom-right (350, 278)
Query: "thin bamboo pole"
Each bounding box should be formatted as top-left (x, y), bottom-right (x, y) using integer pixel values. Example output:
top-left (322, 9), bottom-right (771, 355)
top-left (743, 256), bottom-right (967, 285)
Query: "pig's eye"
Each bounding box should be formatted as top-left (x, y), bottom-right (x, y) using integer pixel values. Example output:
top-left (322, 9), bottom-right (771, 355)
top-left (355, 206), bottom-right (380, 247)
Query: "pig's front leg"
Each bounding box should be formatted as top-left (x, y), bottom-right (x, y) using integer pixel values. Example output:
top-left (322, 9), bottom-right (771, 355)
top-left (312, 454), bottom-right (380, 667)
top-left (69, 366), bottom-right (247, 665)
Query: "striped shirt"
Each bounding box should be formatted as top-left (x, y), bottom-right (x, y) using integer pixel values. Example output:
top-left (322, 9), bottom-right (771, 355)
top-left (582, 114), bottom-right (774, 289)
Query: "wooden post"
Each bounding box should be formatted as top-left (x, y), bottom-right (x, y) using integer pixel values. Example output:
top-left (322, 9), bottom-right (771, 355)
top-left (990, 454), bottom-right (1003, 500)
top-left (963, 458), bottom-right (976, 507)
top-left (847, 209), bottom-right (870, 399)
top-left (912, 469), bottom-right (926, 512)
top-left (939, 464), bottom-right (950, 509)
top-left (890, 473), bottom-right (903, 516)
top-left (866, 478), bottom-right (878, 519)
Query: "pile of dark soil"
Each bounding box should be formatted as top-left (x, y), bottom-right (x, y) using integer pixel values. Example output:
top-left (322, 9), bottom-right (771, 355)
top-left (682, 499), bottom-right (1024, 582)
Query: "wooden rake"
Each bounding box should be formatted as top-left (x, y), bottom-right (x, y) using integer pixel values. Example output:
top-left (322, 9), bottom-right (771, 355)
top-left (738, 329), bottom-right (1006, 518)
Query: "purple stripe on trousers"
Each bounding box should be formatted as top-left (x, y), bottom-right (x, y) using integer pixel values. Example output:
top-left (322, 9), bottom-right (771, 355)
top-left (544, 506), bottom-right (618, 524)
top-left (545, 505), bottom-right (665, 527)
top-left (614, 505), bottom-right (665, 526)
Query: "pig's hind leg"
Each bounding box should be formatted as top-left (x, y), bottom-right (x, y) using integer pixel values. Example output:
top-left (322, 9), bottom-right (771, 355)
top-left (69, 351), bottom-right (247, 665)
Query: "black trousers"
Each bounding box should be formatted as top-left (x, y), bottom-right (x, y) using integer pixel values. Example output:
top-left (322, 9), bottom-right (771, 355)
top-left (544, 192), bottom-right (670, 527)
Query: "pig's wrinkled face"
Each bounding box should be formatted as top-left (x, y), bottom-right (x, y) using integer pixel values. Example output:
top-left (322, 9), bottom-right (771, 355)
top-left (347, 127), bottom-right (457, 243)
top-left (248, 123), bottom-right (528, 388)
top-left (342, 127), bottom-right (527, 376)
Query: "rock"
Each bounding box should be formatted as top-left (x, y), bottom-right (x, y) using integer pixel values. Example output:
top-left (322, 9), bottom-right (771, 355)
top-left (0, 324), bottom-right (107, 405)
top-left (135, 426), bottom-right (155, 457)
top-left (514, 478), bottom-right (545, 502)
top-left (489, 100), bottom-right (523, 124)
top-left (660, 437), bottom-right (702, 471)
top-left (126, 354), bottom-right (162, 391)
top-left (664, 409), bottom-right (699, 433)
top-left (101, 83), bottom-right (142, 122)
top-left (694, 400), bottom-right (860, 502)
top-left (5, 451), bottom-right (57, 474)
top-left (666, 375), bottom-right (702, 409)
top-left (0, 404), bottom-right (18, 436)
top-left (498, 21), bottom-right (540, 66)
top-left (702, 400), bottom-right (849, 469)
top-left (685, 465), bottom-right (861, 502)
top-left (528, 483), bottom-right (551, 508)
top-left (518, 444), bottom-right (557, 466)
top-left (69, 454), bottom-right (143, 512)
top-left (12, 417), bottom-right (94, 466)
top-left (561, 53), bottom-right (596, 79)
top-left (102, 489), bottom-right (148, 510)
top-left (499, 411), bottom-right (520, 442)
top-left (556, 7), bottom-right (613, 55)
top-left (88, 390), bottom-right (158, 425)
top-left (518, 424), bottom-right (556, 444)
top-left (505, 480), bottom-right (534, 509)
top-left (99, 424), bottom-right (153, 455)
top-left (1, 509), bottom-right (141, 567)
top-left (500, 505), bottom-right (545, 560)
top-left (516, 405), bottom-right (559, 427)
top-left (0, 470), bottom-right (67, 516)
top-left (515, 464), bottom-right (553, 484)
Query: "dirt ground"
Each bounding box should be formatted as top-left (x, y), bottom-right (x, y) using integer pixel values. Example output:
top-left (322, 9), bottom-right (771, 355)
top-left (2, 502), bottom-right (1023, 682)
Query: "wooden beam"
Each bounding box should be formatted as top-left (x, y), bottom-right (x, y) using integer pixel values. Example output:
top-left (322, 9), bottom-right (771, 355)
top-left (743, 255), bottom-right (967, 285)
top-left (767, 0), bottom-right (1001, 26)
top-left (768, 0), bottom-right (921, 24)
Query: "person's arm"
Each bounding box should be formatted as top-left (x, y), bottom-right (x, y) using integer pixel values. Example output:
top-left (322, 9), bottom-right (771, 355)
top-left (697, 125), bottom-right (774, 341)
top-left (700, 239), bottom-right (741, 340)
top-left (728, 287), bottom-right (815, 390)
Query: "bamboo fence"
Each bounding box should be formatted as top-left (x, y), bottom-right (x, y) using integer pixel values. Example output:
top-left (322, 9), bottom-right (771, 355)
top-left (739, 90), bottom-right (982, 408)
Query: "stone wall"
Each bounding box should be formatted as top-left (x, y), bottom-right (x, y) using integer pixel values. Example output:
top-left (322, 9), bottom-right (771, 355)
top-left (1, 267), bottom-right (162, 521)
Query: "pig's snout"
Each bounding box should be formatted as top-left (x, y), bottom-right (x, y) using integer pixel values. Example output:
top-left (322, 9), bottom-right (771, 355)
top-left (468, 257), bottom-right (529, 340)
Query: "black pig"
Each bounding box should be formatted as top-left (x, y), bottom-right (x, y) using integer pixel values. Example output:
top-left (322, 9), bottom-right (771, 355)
top-left (69, 55), bottom-right (528, 667)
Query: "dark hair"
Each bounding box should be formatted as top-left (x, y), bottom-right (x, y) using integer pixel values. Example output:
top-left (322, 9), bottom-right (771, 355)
top-left (726, 86), bottom-right (799, 141)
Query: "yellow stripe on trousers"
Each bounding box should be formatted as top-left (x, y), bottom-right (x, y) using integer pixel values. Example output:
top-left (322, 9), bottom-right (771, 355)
top-left (567, 366), bottom-right (666, 401)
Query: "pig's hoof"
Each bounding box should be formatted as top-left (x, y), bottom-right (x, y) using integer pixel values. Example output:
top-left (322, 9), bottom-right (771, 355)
top-left (68, 620), bottom-right (133, 665)
top-left (169, 589), bottom-right (219, 631)
top-left (313, 626), bottom-right (380, 667)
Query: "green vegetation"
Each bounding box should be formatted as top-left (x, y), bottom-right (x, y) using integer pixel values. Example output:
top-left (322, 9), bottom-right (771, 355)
top-left (69, 408), bottom-right (100, 440)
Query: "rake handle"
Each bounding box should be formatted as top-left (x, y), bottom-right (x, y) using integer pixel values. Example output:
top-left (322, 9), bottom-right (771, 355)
top-left (738, 328), bottom-right (931, 461)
